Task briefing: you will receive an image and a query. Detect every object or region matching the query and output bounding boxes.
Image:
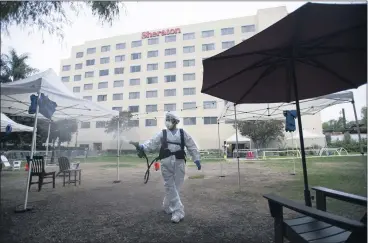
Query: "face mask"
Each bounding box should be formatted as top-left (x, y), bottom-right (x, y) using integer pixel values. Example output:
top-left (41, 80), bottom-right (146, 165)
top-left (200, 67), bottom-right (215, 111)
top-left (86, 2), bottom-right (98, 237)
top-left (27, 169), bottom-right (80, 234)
top-left (165, 121), bottom-right (174, 130)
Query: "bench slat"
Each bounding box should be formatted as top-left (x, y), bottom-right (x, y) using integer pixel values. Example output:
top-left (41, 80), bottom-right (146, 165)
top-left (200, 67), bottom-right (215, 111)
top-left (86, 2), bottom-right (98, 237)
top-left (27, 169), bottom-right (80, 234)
top-left (291, 221), bottom-right (331, 234)
top-left (285, 216), bottom-right (316, 226)
top-left (309, 231), bottom-right (351, 243)
top-left (301, 226), bottom-right (347, 241)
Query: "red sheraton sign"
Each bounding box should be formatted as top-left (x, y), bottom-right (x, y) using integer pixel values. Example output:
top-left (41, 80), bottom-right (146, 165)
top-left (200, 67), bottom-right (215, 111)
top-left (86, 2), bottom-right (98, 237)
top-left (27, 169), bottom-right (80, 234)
top-left (141, 28), bottom-right (181, 39)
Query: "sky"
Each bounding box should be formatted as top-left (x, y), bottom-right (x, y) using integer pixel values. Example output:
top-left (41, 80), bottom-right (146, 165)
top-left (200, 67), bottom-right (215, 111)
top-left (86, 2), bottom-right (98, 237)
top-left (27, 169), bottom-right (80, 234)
top-left (1, 1), bottom-right (366, 123)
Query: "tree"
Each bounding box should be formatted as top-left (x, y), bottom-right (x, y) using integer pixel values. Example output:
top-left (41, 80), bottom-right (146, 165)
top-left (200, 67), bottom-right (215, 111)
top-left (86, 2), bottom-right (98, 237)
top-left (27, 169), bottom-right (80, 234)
top-left (0, 48), bottom-right (38, 83)
top-left (325, 134), bottom-right (332, 145)
top-left (105, 111), bottom-right (133, 139)
top-left (235, 120), bottom-right (285, 148)
top-left (49, 119), bottom-right (79, 148)
top-left (0, 1), bottom-right (126, 41)
top-left (322, 117), bottom-right (345, 133)
top-left (361, 106), bottom-right (367, 128)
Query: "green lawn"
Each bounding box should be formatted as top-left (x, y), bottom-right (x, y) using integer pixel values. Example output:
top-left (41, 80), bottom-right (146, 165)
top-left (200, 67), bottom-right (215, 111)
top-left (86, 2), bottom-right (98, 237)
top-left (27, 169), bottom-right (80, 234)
top-left (263, 155), bottom-right (367, 219)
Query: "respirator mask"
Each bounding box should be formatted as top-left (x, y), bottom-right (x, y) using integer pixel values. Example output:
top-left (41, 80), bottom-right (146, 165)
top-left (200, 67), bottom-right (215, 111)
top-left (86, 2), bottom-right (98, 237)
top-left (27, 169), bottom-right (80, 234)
top-left (165, 117), bottom-right (177, 130)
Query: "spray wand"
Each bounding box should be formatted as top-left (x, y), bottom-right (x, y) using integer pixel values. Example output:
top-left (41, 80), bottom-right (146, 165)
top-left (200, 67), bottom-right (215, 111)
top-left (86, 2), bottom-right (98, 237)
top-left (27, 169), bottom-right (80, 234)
top-left (129, 141), bottom-right (160, 184)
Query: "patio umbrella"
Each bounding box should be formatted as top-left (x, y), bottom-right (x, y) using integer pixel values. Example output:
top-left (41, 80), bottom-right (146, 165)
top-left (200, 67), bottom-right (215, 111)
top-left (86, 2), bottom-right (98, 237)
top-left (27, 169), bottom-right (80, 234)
top-left (202, 2), bottom-right (367, 206)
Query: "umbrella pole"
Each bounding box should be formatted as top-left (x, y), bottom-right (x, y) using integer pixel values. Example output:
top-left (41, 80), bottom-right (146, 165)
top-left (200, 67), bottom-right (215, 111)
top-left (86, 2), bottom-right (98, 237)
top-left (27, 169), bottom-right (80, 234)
top-left (291, 62), bottom-right (312, 207)
top-left (18, 91), bottom-right (41, 213)
top-left (234, 104), bottom-right (241, 191)
top-left (218, 121), bottom-right (225, 178)
top-left (351, 98), bottom-right (366, 185)
top-left (113, 117), bottom-right (121, 183)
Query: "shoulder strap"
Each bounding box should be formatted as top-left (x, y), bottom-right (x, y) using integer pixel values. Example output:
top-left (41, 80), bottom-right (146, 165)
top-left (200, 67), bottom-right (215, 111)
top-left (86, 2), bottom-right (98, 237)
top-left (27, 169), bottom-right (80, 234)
top-left (179, 129), bottom-right (185, 150)
top-left (162, 129), bottom-right (168, 148)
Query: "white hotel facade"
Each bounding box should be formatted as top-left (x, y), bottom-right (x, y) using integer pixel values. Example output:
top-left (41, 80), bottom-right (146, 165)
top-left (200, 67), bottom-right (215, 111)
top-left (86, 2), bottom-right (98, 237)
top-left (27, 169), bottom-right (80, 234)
top-left (60, 6), bottom-right (323, 151)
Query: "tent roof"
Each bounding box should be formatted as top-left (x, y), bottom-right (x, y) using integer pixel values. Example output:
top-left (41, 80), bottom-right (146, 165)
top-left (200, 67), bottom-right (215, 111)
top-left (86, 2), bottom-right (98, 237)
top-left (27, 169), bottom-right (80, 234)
top-left (226, 133), bottom-right (251, 143)
top-left (218, 91), bottom-right (353, 122)
top-left (286, 130), bottom-right (325, 139)
top-left (1, 113), bottom-right (33, 132)
top-left (0, 69), bottom-right (118, 121)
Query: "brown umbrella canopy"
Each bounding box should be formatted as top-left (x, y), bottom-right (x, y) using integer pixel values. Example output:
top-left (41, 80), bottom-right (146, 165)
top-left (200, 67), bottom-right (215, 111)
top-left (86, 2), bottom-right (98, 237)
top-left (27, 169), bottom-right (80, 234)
top-left (201, 3), bottom-right (367, 104)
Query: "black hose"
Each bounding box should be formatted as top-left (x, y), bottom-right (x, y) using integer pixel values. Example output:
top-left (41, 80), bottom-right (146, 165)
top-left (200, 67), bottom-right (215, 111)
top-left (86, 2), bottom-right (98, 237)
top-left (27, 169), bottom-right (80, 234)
top-left (143, 155), bottom-right (159, 184)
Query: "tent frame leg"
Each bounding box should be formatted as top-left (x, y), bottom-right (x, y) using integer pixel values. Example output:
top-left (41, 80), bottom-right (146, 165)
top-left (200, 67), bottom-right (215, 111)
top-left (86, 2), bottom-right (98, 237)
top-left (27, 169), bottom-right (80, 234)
top-left (113, 117), bottom-right (121, 184)
top-left (234, 104), bottom-right (241, 191)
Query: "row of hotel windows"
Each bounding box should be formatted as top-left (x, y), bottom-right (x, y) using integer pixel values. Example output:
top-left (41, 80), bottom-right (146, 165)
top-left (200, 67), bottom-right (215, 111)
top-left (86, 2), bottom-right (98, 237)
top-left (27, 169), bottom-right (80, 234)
top-left (81, 116), bottom-right (219, 129)
top-left (69, 75), bottom-right (195, 90)
top-left (61, 60), bottom-right (197, 81)
top-left (108, 101), bottom-right (218, 113)
top-left (62, 41), bottom-right (235, 71)
top-left (80, 87), bottom-right (200, 101)
top-left (72, 25), bottom-right (256, 58)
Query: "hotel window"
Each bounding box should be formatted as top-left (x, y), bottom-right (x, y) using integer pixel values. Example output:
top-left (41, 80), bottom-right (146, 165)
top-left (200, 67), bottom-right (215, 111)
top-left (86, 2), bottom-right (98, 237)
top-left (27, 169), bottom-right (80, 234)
top-left (113, 80), bottom-right (124, 87)
top-left (85, 71), bottom-right (94, 78)
top-left (128, 120), bottom-right (139, 127)
top-left (183, 32), bottom-right (195, 40)
top-left (129, 78), bottom-right (140, 86)
top-left (131, 53), bottom-right (141, 60)
top-left (114, 68), bottom-right (124, 75)
top-left (203, 101), bottom-right (217, 109)
top-left (96, 121), bottom-right (107, 128)
top-left (129, 92), bottom-right (140, 100)
top-left (87, 47), bottom-right (96, 54)
top-left (202, 43), bottom-right (215, 51)
top-left (183, 46), bottom-right (195, 54)
top-left (221, 27), bottom-right (234, 35)
top-left (116, 43), bottom-right (126, 50)
top-left (75, 63), bottom-right (82, 70)
top-left (183, 73), bottom-right (195, 81)
top-left (147, 50), bottom-right (159, 58)
top-left (183, 117), bottom-right (196, 125)
top-left (86, 59), bottom-right (95, 66)
top-left (113, 93), bottom-right (123, 100)
top-left (100, 57), bottom-right (110, 64)
top-left (164, 89), bottom-right (176, 97)
top-left (164, 61), bottom-right (176, 69)
top-left (165, 35), bottom-right (176, 43)
top-left (147, 63), bottom-right (158, 71)
top-left (145, 119), bottom-right (157, 127)
top-left (84, 83), bottom-right (93, 90)
top-left (62, 65), bottom-right (70, 71)
top-left (97, 95), bottom-right (107, 102)
top-left (148, 38), bottom-right (159, 45)
top-left (164, 75), bottom-right (176, 83)
top-left (129, 106), bottom-right (139, 113)
top-left (183, 59), bottom-right (195, 67)
top-left (74, 75), bottom-right (81, 81)
top-left (131, 40), bottom-right (142, 48)
top-left (183, 87), bottom-right (196, 96)
top-left (98, 82), bottom-right (108, 89)
top-left (183, 102), bottom-right (196, 110)
top-left (165, 48), bottom-right (176, 56)
top-left (201, 30), bottom-right (214, 38)
top-left (242, 24), bottom-right (256, 33)
top-left (99, 69), bottom-right (109, 76)
top-left (146, 105), bottom-right (158, 113)
top-left (101, 45), bottom-right (110, 52)
top-left (146, 90), bottom-right (158, 98)
top-left (115, 55), bottom-right (125, 62)
top-left (61, 76), bottom-right (70, 82)
top-left (204, 117), bottom-right (218, 125)
top-left (112, 107), bottom-right (122, 111)
top-left (222, 41), bottom-right (235, 50)
top-left (147, 76), bottom-right (158, 84)
top-left (76, 52), bottom-right (84, 58)
top-left (73, 87), bottom-right (80, 93)
top-left (164, 103), bottom-right (176, 112)
top-left (130, 65), bottom-right (141, 73)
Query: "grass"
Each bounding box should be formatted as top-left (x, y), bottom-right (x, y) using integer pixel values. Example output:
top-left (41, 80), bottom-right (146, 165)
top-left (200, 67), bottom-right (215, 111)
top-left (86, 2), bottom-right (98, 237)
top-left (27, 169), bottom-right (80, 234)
top-left (263, 155), bottom-right (367, 219)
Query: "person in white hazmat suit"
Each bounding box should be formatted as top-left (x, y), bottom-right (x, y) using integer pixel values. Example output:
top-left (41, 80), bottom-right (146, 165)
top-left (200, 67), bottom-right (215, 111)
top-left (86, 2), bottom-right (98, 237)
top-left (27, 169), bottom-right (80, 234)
top-left (139, 112), bottom-right (201, 223)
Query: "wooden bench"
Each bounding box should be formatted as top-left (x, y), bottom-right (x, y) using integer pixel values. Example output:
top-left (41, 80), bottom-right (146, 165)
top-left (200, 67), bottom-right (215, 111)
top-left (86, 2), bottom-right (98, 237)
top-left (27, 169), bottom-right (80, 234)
top-left (264, 187), bottom-right (367, 243)
top-left (26, 156), bottom-right (56, 191)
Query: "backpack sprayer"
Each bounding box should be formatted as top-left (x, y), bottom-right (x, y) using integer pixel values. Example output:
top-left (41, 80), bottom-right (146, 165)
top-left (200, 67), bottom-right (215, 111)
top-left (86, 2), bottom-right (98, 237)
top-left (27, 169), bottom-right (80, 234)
top-left (129, 141), bottom-right (160, 184)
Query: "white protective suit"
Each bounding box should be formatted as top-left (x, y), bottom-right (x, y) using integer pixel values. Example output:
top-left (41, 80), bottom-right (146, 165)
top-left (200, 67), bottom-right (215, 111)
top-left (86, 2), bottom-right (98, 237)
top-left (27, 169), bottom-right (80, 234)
top-left (142, 124), bottom-right (200, 222)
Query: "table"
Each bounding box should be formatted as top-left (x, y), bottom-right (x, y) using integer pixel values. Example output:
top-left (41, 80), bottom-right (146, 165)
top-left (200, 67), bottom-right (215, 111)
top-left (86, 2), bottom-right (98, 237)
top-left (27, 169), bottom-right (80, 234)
top-left (63, 169), bottom-right (82, 187)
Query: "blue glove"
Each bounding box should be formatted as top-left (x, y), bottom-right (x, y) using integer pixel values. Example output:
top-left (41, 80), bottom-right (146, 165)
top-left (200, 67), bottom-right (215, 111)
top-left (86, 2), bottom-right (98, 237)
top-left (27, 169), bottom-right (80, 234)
top-left (194, 160), bottom-right (201, 170)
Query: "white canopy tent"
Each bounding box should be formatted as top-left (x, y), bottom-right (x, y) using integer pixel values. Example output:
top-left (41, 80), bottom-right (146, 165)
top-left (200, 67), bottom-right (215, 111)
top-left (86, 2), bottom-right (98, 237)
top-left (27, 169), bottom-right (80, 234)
top-left (285, 130), bottom-right (326, 148)
top-left (216, 91), bottom-right (365, 184)
top-left (226, 133), bottom-right (251, 144)
top-left (1, 113), bottom-right (33, 132)
top-left (0, 69), bottom-right (120, 212)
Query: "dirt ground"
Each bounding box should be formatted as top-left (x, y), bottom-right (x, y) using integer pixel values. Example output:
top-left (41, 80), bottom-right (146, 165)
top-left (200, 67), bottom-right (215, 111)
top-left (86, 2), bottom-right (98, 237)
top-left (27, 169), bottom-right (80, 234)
top-left (0, 161), bottom-right (299, 243)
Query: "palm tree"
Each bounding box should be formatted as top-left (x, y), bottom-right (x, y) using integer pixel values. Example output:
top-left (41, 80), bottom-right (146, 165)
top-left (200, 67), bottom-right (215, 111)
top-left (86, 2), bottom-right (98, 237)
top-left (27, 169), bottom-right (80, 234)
top-left (0, 48), bottom-right (38, 83)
